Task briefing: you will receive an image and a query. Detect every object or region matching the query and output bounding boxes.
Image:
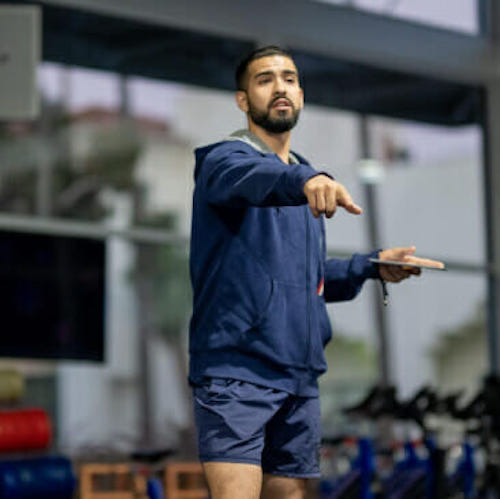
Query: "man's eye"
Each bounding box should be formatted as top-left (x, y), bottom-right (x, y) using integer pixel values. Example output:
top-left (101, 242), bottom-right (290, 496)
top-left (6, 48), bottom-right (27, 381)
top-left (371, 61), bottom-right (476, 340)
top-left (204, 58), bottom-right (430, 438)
top-left (259, 78), bottom-right (271, 84)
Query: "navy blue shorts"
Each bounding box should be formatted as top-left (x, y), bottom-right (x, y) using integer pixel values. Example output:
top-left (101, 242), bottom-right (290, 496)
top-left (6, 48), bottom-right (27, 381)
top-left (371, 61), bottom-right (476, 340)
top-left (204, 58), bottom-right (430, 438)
top-left (192, 378), bottom-right (321, 478)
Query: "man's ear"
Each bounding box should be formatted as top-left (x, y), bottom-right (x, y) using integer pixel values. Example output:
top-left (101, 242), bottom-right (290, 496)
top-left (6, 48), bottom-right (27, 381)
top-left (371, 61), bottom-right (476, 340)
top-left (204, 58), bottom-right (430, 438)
top-left (235, 90), bottom-right (249, 113)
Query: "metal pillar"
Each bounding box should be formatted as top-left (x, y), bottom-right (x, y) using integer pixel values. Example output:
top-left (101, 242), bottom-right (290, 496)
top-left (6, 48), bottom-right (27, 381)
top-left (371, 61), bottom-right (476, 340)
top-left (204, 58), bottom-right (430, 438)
top-left (480, 0), bottom-right (500, 375)
top-left (478, 0), bottom-right (500, 40)
top-left (359, 115), bottom-right (391, 386)
top-left (482, 86), bottom-right (500, 375)
top-left (118, 73), bottom-right (153, 446)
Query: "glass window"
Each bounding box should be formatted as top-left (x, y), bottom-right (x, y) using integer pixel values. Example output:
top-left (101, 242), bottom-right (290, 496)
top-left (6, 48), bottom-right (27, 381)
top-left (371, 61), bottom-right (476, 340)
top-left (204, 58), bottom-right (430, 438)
top-left (58, 239), bottom-right (192, 455)
top-left (389, 271), bottom-right (487, 398)
top-left (0, 64), bottom-right (244, 233)
top-left (318, 114), bottom-right (486, 433)
top-left (1, 61), bottom-right (489, 454)
top-left (371, 119), bottom-right (484, 264)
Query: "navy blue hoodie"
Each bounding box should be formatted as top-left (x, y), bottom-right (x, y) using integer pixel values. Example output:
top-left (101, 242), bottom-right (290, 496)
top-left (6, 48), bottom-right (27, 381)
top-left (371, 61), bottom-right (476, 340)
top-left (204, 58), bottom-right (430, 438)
top-left (189, 130), bottom-right (379, 396)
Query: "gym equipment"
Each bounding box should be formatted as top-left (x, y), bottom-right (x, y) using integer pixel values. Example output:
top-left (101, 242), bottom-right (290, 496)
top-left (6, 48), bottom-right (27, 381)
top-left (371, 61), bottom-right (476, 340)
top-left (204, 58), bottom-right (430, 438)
top-left (0, 370), bottom-right (24, 403)
top-left (0, 455), bottom-right (75, 498)
top-left (321, 384), bottom-right (482, 498)
top-left (0, 409), bottom-right (51, 452)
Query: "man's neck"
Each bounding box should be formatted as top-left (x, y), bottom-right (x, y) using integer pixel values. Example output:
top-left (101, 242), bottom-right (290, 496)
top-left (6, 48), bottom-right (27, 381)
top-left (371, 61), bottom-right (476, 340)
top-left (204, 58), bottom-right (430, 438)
top-left (248, 122), bottom-right (291, 164)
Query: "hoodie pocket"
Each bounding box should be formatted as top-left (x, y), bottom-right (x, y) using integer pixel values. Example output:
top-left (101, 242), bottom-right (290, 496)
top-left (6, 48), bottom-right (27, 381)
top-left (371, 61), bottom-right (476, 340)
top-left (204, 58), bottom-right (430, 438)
top-left (241, 280), bottom-right (309, 367)
top-left (214, 238), bottom-right (274, 337)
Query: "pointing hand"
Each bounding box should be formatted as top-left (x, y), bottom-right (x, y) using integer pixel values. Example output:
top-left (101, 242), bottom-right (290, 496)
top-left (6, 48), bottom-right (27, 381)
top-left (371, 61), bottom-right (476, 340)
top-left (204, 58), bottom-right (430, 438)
top-left (303, 175), bottom-right (362, 218)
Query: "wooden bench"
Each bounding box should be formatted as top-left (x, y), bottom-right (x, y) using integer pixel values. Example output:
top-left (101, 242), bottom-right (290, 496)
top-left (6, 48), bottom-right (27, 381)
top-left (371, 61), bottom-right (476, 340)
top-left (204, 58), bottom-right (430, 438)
top-left (165, 462), bottom-right (208, 499)
top-left (79, 463), bottom-right (147, 499)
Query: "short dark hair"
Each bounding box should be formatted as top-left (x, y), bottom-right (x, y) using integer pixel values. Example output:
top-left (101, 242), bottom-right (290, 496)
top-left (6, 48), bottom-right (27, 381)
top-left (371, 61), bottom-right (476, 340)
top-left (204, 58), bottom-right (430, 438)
top-left (235, 46), bottom-right (295, 91)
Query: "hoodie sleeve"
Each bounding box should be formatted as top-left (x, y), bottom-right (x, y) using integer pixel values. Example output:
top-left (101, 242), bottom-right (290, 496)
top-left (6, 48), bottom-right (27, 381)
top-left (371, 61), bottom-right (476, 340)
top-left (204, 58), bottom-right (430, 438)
top-left (198, 142), bottom-right (322, 208)
top-left (324, 251), bottom-right (380, 302)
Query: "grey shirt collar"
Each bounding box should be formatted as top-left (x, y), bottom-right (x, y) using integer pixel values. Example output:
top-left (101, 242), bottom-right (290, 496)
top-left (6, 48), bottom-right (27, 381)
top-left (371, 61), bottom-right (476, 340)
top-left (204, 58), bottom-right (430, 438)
top-left (226, 129), bottom-right (300, 165)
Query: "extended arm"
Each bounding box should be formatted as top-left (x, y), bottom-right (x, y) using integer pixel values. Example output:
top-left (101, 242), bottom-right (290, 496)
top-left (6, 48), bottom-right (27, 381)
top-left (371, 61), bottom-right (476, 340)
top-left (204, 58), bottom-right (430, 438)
top-left (199, 143), bottom-right (362, 217)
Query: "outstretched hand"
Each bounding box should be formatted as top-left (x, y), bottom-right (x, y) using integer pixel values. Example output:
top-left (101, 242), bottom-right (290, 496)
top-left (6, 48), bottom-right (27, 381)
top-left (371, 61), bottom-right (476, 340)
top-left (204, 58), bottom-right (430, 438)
top-left (303, 175), bottom-right (362, 218)
top-left (378, 246), bottom-right (445, 283)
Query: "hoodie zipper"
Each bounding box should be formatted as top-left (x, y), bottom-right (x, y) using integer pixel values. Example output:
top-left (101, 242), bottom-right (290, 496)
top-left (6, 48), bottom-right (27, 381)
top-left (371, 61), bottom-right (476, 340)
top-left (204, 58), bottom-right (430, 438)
top-left (305, 207), bottom-right (311, 368)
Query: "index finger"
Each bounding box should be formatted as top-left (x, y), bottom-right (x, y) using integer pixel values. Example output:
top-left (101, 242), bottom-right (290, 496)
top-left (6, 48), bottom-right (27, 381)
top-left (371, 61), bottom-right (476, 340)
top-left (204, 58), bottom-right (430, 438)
top-left (337, 189), bottom-right (363, 215)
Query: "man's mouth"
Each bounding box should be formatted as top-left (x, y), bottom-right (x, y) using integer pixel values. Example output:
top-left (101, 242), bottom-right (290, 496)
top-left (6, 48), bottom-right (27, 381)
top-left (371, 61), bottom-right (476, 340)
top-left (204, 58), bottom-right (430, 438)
top-left (270, 98), bottom-right (292, 110)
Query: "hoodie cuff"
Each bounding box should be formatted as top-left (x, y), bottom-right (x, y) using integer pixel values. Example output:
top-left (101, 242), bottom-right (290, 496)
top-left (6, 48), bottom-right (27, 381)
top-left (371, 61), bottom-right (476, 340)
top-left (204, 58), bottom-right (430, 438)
top-left (300, 170), bottom-right (335, 186)
top-left (285, 164), bottom-right (318, 201)
top-left (314, 171), bottom-right (335, 181)
top-left (352, 250), bottom-right (382, 280)
top-left (286, 166), bottom-right (336, 200)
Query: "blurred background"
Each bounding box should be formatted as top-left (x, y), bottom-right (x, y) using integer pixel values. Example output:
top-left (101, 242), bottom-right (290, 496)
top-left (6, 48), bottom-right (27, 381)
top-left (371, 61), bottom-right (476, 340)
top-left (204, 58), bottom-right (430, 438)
top-left (0, 0), bottom-right (497, 495)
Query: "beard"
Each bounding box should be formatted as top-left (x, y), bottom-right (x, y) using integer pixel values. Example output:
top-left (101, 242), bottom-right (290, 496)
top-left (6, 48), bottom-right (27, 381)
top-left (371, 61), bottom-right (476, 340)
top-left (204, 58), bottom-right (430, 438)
top-left (248, 98), bottom-right (300, 133)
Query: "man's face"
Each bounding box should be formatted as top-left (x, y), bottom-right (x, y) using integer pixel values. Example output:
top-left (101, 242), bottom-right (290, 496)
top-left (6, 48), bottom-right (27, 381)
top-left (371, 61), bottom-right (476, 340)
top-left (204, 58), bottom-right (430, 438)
top-left (236, 55), bottom-right (304, 134)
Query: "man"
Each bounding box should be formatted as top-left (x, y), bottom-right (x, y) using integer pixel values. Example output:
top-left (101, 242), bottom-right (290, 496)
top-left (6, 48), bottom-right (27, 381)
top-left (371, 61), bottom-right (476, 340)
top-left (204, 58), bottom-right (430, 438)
top-left (189, 46), bottom-right (443, 499)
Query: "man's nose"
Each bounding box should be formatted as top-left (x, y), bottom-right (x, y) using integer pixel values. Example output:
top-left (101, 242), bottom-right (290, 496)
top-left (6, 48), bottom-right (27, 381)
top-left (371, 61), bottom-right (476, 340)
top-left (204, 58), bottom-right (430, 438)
top-left (273, 78), bottom-right (286, 94)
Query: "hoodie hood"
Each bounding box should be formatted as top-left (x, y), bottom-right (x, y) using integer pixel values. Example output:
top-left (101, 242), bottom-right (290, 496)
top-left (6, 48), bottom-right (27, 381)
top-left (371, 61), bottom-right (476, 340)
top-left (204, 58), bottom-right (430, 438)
top-left (194, 129), bottom-right (300, 180)
top-left (194, 143), bottom-right (222, 180)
